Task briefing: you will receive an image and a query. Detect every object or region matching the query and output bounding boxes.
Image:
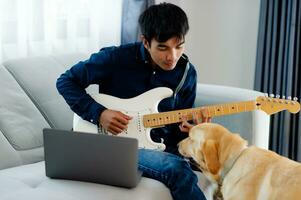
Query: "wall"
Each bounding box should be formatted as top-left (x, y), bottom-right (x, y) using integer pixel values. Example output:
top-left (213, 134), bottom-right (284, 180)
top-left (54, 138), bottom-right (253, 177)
top-left (178, 0), bottom-right (261, 89)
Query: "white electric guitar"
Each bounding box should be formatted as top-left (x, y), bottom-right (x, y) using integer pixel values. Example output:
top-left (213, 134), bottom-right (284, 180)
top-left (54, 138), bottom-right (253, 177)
top-left (73, 87), bottom-right (300, 150)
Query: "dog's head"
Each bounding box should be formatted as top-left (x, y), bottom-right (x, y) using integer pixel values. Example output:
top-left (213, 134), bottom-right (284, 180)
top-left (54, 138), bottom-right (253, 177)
top-left (178, 123), bottom-right (248, 182)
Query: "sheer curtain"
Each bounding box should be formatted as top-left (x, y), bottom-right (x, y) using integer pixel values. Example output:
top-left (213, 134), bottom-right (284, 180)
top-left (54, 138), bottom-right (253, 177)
top-left (0, 0), bottom-right (122, 62)
top-left (255, 0), bottom-right (300, 161)
top-left (121, 0), bottom-right (154, 44)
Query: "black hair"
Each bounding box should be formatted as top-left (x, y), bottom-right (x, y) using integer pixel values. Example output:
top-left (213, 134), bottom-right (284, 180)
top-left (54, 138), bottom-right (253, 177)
top-left (138, 3), bottom-right (189, 43)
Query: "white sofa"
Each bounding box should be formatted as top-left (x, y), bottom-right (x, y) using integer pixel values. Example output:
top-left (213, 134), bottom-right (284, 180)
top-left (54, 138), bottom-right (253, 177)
top-left (0, 53), bottom-right (270, 200)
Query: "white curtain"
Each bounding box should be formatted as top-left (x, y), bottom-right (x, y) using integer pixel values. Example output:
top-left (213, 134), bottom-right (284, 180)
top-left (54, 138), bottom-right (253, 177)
top-left (0, 0), bottom-right (122, 62)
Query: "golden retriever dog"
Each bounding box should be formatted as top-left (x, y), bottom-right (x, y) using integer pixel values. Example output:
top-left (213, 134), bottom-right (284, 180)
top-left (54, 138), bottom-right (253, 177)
top-left (178, 123), bottom-right (301, 200)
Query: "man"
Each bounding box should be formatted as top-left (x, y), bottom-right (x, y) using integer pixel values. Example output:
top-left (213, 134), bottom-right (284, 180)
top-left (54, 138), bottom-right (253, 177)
top-left (57, 3), bottom-right (207, 200)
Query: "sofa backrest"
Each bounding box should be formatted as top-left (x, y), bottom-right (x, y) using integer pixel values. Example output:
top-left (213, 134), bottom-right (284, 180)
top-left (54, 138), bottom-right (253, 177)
top-left (0, 53), bottom-right (270, 170)
top-left (0, 54), bottom-right (87, 170)
top-left (195, 83), bottom-right (270, 149)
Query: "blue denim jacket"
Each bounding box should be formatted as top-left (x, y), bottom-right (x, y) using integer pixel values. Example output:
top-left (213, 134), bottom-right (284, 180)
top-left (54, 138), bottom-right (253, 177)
top-left (56, 42), bottom-right (197, 152)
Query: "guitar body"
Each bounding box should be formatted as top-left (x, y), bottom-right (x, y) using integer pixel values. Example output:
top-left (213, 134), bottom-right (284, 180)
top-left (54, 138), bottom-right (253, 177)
top-left (73, 87), bottom-right (173, 150)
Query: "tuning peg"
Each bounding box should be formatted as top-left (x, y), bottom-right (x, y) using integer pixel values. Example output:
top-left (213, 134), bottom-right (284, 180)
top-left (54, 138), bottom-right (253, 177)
top-left (282, 95), bottom-right (286, 99)
top-left (287, 96), bottom-right (292, 100)
top-left (276, 94), bottom-right (280, 99)
top-left (269, 94), bottom-right (275, 98)
top-left (264, 93), bottom-right (269, 97)
top-left (293, 97), bottom-right (298, 101)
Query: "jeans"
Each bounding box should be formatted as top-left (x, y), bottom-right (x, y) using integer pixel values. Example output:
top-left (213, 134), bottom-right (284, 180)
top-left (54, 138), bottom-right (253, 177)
top-left (138, 149), bottom-right (207, 200)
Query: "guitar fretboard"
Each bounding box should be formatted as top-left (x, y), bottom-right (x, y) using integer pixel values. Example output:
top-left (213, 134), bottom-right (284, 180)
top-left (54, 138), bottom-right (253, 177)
top-left (143, 100), bottom-right (256, 128)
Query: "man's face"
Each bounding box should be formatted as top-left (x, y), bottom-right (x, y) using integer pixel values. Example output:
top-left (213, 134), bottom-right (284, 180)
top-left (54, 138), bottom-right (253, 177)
top-left (142, 36), bottom-right (185, 71)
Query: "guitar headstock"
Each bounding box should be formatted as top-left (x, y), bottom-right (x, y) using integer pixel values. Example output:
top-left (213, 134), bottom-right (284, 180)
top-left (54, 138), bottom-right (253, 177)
top-left (256, 95), bottom-right (300, 115)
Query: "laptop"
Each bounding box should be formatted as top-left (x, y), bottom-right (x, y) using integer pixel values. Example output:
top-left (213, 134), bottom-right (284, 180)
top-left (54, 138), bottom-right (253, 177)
top-left (43, 128), bottom-right (142, 188)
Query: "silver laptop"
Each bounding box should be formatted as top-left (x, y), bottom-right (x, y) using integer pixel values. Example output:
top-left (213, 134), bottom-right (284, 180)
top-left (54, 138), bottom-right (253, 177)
top-left (43, 128), bottom-right (142, 188)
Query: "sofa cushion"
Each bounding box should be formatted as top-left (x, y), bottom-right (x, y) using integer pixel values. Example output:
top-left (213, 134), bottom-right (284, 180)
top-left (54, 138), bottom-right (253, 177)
top-left (2, 54), bottom-right (87, 131)
top-left (0, 54), bottom-right (89, 170)
top-left (0, 130), bottom-right (22, 170)
top-left (0, 65), bottom-right (49, 151)
top-left (0, 161), bottom-right (46, 187)
top-left (0, 162), bottom-right (173, 200)
top-left (0, 65), bottom-right (50, 169)
top-left (0, 188), bottom-right (80, 200)
top-left (0, 176), bottom-right (33, 198)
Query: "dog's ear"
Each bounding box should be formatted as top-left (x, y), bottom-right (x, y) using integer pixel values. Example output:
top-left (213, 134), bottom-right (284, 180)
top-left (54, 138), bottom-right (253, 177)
top-left (201, 139), bottom-right (220, 175)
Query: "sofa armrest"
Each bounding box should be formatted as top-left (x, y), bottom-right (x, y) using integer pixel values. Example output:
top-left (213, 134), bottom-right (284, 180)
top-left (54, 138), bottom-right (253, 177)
top-left (195, 83), bottom-right (270, 149)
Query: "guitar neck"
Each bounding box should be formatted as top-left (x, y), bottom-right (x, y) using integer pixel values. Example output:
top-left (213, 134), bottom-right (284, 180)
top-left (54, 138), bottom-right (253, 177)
top-left (143, 100), bottom-right (256, 128)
